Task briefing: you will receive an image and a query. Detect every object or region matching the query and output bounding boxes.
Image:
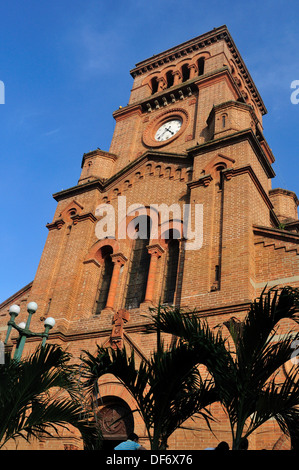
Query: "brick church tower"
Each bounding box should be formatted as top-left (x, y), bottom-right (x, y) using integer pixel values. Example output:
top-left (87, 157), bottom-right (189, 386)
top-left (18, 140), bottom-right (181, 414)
top-left (1, 25), bottom-right (299, 450)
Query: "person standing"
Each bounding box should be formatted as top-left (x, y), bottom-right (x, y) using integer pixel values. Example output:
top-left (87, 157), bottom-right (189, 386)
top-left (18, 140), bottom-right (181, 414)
top-left (114, 433), bottom-right (146, 450)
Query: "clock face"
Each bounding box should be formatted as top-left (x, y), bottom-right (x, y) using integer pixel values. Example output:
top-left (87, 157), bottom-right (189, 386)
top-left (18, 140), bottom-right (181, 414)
top-left (154, 119), bottom-right (182, 142)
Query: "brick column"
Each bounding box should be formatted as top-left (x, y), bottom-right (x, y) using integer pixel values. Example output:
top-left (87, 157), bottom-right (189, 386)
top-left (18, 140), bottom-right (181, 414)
top-left (105, 253), bottom-right (127, 309)
top-left (144, 244), bottom-right (164, 303)
top-left (157, 77), bottom-right (167, 92)
top-left (172, 70), bottom-right (182, 86)
top-left (188, 63), bottom-right (198, 79)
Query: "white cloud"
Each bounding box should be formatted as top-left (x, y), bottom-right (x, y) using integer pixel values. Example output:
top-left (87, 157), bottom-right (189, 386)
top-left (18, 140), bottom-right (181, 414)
top-left (42, 128), bottom-right (60, 137)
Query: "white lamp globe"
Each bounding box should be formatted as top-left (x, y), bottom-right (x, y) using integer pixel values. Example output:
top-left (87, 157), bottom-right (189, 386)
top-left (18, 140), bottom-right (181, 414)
top-left (9, 305), bottom-right (20, 316)
top-left (44, 317), bottom-right (55, 328)
top-left (27, 302), bottom-right (38, 314)
top-left (18, 322), bottom-right (26, 329)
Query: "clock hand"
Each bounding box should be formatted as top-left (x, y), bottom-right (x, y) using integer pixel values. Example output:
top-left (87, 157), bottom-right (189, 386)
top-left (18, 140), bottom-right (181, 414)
top-left (166, 127), bottom-right (174, 135)
top-left (160, 129), bottom-right (168, 137)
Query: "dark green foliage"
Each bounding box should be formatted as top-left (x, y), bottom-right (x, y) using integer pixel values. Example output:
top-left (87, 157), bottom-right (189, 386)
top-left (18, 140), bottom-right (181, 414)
top-left (150, 288), bottom-right (299, 449)
top-left (0, 343), bottom-right (100, 449)
top-left (81, 334), bottom-right (218, 450)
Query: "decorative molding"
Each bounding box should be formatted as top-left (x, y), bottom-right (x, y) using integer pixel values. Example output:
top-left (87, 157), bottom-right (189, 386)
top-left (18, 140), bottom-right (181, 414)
top-left (46, 219), bottom-right (65, 231)
top-left (53, 150), bottom-right (192, 204)
top-left (187, 128), bottom-right (276, 179)
top-left (53, 179), bottom-right (105, 202)
top-left (47, 212), bottom-right (97, 231)
top-left (223, 165), bottom-right (274, 210)
top-left (253, 224), bottom-right (299, 244)
top-left (142, 107), bottom-right (189, 148)
top-left (112, 104), bottom-right (142, 122)
top-left (84, 239), bottom-right (120, 266)
top-left (250, 275), bottom-right (299, 290)
top-left (81, 148), bottom-right (118, 169)
top-left (146, 243), bottom-right (165, 256)
top-left (130, 25), bottom-right (266, 115)
top-left (111, 252), bottom-right (128, 265)
top-left (143, 82), bottom-right (196, 114)
top-left (71, 212), bottom-right (97, 225)
top-left (187, 174), bottom-right (213, 189)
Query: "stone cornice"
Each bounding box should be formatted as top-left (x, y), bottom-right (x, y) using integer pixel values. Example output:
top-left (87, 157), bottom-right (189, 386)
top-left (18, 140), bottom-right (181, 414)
top-left (285, 220), bottom-right (299, 230)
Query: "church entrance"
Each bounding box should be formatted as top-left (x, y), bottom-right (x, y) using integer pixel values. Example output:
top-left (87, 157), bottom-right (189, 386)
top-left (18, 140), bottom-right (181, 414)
top-left (97, 396), bottom-right (135, 450)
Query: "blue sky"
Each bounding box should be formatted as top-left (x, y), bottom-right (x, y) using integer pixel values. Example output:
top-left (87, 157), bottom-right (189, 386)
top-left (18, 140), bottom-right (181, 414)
top-left (0, 0), bottom-right (298, 304)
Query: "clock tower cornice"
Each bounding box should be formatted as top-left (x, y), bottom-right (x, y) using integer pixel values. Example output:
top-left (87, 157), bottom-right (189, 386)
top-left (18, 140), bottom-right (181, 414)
top-left (130, 25), bottom-right (267, 116)
top-left (113, 67), bottom-right (241, 118)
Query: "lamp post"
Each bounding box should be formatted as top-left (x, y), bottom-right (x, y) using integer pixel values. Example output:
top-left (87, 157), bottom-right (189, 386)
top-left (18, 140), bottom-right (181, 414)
top-left (4, 302), bottom-right (55, 361)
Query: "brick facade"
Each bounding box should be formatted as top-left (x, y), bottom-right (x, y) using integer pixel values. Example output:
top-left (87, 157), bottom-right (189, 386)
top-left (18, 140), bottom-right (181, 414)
top-left (1, 25), bottom-right (298, 450)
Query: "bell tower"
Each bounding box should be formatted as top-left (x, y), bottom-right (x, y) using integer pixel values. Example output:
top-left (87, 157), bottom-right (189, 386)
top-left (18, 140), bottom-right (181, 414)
top-left (108, 25), bottom-right (268, 173)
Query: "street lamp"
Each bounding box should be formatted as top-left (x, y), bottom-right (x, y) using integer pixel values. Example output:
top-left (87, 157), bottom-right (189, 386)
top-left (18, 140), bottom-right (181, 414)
top-left (4, 302), bottom-right (55, 361)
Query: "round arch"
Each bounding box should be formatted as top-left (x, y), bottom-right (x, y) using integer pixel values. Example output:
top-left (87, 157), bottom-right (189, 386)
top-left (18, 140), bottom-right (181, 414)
top-left (84, 239), bottom-right (120, 266)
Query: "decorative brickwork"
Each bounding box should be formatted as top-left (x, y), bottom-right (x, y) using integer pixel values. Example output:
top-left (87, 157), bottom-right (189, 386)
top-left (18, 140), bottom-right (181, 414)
top-left (0, 25), bottom-right (298, 450)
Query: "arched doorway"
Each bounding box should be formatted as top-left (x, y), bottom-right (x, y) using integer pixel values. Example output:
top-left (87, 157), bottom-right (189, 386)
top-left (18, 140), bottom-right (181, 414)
top-left (98, 396), bottom-right (135, 451)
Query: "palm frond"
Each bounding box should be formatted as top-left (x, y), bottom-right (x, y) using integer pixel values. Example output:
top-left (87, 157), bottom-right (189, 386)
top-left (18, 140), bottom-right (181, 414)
top-left (0, 344), bottom-right (97, 449)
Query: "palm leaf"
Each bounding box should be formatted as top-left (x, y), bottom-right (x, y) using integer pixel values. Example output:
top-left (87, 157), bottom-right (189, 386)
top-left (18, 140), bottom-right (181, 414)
top-left (0, 344), bottom-right (98, 449)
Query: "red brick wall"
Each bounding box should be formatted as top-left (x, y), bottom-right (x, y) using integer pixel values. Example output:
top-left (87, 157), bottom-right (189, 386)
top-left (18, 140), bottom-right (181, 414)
top-left (1, 26), bottom-right (298, 451)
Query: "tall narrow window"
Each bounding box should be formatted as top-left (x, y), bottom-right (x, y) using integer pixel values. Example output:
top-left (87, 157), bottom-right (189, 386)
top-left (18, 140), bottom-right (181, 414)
top-left (163, 231), bottom-right (180, 304)
top-left (151, 77), bottom-right (159, 94)
top-left (181, 64), bottom-right (190, 82)
top-left (197, 57), bottom-right (204, 76)
top-left (166, 71), bottom-right (174, 88)
top-left (216, 165), bottom-right (225, 190)
top-left (125, 216), bottom-right (151, 309)
top-left (95, 246), bottom-right (114, 314)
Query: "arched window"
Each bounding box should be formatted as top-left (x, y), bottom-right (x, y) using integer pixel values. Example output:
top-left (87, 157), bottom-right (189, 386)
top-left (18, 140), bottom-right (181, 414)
top-left (181, 63), bottom-right (190, 82)
top-left (125, 216), bottom-right (151, 309)
top-left (197, 57), bottom-right (204, 76)
top-left (166, 70), bottom-right (174, 88)
top-left (95, 246), bottom-right (114, 314)
top-left (163, 230), bottom-right (180, 304)
top-left (151, 77), bottom-right (159, 94)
